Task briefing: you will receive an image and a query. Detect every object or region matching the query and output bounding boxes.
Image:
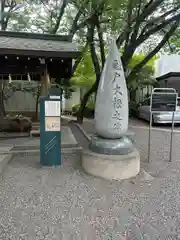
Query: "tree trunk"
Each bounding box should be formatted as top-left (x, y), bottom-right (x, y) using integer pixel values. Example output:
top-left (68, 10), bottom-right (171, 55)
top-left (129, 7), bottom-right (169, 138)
top-left (35, 85), bottom-right (40, 121)
top-left (76, 22), bottom-right (101, 123)
top-left (39, 66), bottom-right (50, 97)
top-left (0, 80), bottom-right (4, 117)
top-left (0, 79), bottom-right (7, 130)
top-left (129, 89), bottom-right (136, 102)
top-left (0, 2), bottom-right (7, 124)
top-left (77, 80), bottom-right (99, 123)
top-left (1, 89), bottom-right (5, 116)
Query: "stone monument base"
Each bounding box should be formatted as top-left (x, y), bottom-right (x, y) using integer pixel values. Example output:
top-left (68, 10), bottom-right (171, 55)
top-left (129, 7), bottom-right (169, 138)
top-left (82, 148), bottom-right (140, 180)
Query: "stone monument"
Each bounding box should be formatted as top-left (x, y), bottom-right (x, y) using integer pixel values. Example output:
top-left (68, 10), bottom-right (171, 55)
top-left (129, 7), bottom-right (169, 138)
top-left (82, 40), bottom-right (140, 180)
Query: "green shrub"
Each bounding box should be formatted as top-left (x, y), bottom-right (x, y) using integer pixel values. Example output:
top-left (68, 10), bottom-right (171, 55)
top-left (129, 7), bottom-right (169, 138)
top-left (72, 101), bottom-right (95, 118)
top-left (87, 100), bottom-right (95, 109)
top-left (72, 104), bottom-right (80, 113)
top-left (129, 102), bottom-right (140, 117)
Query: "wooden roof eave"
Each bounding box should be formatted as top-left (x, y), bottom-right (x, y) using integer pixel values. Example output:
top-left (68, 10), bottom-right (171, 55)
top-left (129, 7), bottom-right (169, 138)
top-left (0, 48), bottom-right (80, 59)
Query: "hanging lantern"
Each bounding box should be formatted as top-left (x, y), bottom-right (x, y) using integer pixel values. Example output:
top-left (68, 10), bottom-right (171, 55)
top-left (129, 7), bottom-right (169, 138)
top-left (27, 73), bottom-right (31, 82)
top-left (8, 74), bottom-right (12, 84)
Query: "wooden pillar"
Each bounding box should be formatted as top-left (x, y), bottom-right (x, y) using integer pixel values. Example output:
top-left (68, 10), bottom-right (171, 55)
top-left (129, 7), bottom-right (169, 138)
top-left (37, 59), bottom-right (50, 121)
top-left (40, 59), bottom-right (50, 97)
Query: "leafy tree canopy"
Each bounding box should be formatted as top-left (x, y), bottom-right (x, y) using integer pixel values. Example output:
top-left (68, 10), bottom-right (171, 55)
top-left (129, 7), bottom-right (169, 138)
top-left (1, 0), bottom-right (180, 122)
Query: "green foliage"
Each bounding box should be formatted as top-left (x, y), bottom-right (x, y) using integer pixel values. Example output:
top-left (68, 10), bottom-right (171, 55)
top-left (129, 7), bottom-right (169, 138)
top-left (0, 0), bottom-right (30, 31)
top-left (163, 28), bottom-right (180, 54)
top-left (87, 99), bottom-right (95, 109)
top-left (72, 100), bottom-right (95, 112)
top-left (127, 54), bottom-right (157, 91)
top-left (63, 86), bottom-right (75, 99)
top-left (1, 0), bottom-right (180, 121)
top-left (72, 100), bottom-right (95, 118)
top-left (71, 51), bottom-right (95, 88)
top-left (71, 50), bottom-right (156, 92)
top-left (129, 102), bottom-right (140, 117)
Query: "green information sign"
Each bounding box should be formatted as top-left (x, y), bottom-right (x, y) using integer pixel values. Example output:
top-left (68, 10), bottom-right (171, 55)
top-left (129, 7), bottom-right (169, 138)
top-left (40, 95), bottom-right (61, 166)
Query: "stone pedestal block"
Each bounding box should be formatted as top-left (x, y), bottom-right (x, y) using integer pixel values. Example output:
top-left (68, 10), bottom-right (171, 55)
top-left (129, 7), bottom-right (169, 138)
top-left (83, 148), bottom-right (140, 180)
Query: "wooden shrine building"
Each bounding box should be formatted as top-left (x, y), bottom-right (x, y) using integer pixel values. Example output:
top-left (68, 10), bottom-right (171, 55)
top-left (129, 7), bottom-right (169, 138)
top-left (0, 31), bottom-right (80, 94)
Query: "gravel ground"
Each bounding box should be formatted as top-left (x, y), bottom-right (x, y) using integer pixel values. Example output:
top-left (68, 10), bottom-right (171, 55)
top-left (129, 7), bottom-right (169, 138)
top-left (82, 119), bottom-right (180, 176)
top-left (0, 150), bottom-right (180, 239)
top-left (1, 118), bottom-right (180, 239)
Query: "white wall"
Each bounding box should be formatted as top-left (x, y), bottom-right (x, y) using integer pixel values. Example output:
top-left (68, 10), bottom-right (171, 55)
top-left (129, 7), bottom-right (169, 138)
top-left (63, 87), bottom-right (81, 111)
top-left (156, 55), bottom-right (180, 77)
top-left (5, 91), bottom-right (37, 112)
top-left (4, 85), bottom-right (151, 113)
top-left (4, 87), bottom-right (81, 113)
top-left (4, 84), bottom-right (94, 113)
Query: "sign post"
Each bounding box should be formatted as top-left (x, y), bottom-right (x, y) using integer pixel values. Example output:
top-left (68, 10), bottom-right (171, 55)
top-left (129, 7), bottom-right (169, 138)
top-left (40, 95), bottom-right (61, 166)
top-left (148, 88), bottom-right (177, 163)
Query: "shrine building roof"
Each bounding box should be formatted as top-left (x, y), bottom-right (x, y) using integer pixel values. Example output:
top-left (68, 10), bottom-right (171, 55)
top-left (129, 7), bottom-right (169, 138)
top-left (0, 31), bottom-right (80, 59)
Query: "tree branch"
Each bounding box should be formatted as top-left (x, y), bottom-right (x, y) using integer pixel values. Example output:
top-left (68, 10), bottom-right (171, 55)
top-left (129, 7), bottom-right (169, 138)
top-left (116, 0), bottom-right (164, 49)
top-left (122, 12), bottom-right (180, 69)
top-left (127, 21), bottom-right (179, 82)
top-left (88, 25), bottom-right (101, 79)
top-left (137, 12), bottom-right (180, 47)
top-left (116, 31), bottom-right (126, 49)
top-left (122, 0), bottom-right (142, 68)
top-left (51, 0), bottom-right (67, 34)
top-left (71, 42), bottom-right (88, 77)
top-left (123, 0), bottom-right (134, 53)
top-left (76, 24), bottom-right (101, 123)
top-left (69, 9), bottom-right (82, 40)
top-left (140, 5), bottom-right (180, 37)
top-left (145, 5), bottom-right (179, 26)
top-left (135, 0), bottom-right (164, 24)
top-left (161, 29), bottom-right (174, 53)
top-left (123, 0), bottom-right (163, 47)
top-left (96, 16), bottom-right (105, 68)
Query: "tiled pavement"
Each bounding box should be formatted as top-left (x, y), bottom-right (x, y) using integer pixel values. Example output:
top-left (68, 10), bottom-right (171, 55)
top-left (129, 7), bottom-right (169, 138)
top-left (0, 118), bottom-right (180, 239)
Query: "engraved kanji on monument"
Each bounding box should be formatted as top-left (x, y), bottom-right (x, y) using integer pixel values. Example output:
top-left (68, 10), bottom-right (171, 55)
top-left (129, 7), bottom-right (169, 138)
top-left (95, 40), bottom-right (128, 139)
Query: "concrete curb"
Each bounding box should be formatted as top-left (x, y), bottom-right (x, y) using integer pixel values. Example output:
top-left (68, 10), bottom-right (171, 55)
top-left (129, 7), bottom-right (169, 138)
top-left (0, 146), bottom-right (82, 157)
top-left (61, 115), bottom-right (93, 123)
top-left (74, 123), bottom-right (91, 142)
top-left (0, 154), bottom-right (12, 175)
top-left (12, 143), bottom-right (80, 151)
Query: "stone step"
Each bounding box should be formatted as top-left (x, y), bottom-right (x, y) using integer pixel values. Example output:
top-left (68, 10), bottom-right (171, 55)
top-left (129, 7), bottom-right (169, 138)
top-left (0, 132), bottom-right (29, 138)
top-left (30, 130), bottom-right (40, 137)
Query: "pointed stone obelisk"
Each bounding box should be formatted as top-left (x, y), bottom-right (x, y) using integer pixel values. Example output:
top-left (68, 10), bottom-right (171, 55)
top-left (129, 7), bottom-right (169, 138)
top-left (82, 40), bottom-right (140, 180)
top-left (95, 39), bottom-right (128, 139)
